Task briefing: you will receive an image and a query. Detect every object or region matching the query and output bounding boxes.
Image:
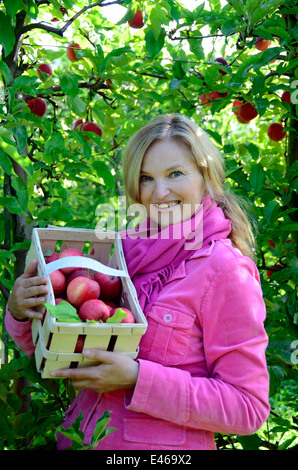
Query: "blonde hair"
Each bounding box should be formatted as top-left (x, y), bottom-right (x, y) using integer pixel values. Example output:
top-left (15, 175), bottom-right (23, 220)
top-left (123, 114), bottom-right (256, 260)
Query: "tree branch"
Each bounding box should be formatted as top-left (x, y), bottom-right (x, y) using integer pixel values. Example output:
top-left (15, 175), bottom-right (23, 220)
top-left (20, 0), bottom-right (124, 37)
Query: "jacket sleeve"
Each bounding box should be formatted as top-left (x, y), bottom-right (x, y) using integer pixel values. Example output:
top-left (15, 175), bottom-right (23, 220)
top-left (4, 306), bottom-right (35, 358)
top-left (125, 257), bottom-right (270, 435)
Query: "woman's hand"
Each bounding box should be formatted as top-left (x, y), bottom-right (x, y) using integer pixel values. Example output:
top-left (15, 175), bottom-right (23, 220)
top-left (50, 349), bottom-right (140, 394)
top-left (7, 259), bottom-right (49, 321)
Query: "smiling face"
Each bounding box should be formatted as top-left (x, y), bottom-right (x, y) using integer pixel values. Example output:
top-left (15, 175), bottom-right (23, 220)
top-left (139, 139), bottom-right (206, 229)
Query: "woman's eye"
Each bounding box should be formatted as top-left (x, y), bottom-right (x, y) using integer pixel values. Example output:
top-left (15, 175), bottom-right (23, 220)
top-left (171, 171), bottom-right (182, 177)
top-left (140, 175), bottom-right (152, 182)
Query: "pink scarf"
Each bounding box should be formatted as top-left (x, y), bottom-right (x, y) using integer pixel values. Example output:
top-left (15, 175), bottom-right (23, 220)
top-left (121, 195), bottom-right (231, 313)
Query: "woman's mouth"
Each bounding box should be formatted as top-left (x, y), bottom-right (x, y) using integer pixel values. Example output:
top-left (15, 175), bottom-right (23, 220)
top-left (154, 201), bottom-right (181, 209)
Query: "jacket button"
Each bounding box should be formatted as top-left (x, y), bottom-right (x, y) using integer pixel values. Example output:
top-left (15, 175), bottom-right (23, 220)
top-left (163, 313), bottom-right (172, 322)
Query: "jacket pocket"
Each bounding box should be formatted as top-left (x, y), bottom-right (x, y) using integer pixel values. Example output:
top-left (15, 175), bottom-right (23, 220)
top-left (139, 304), bottom-right (196, 366)
top-left (123, 418), bottom-right (186, 446)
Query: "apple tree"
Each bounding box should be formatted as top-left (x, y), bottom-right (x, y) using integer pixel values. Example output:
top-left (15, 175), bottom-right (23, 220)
top-left (0, 0), bottom-right (297, 450)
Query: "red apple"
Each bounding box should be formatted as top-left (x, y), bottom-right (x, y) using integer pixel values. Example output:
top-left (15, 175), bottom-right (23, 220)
top-left (67, 276), bottom-right (100, 307)
top-left (26, 97), bottom-right (47, 117)
top-left (49, 270), bottom-right (66, 296)
top-left (238, 102), bottom-right (258, 122)
top-left (78, 299), bottom-right (111, 322)
top-left (46, 251), bottom-right (59, 263)
top-left (67, 269), bottom-right (94, 286)
top-left (93, 272), bottom-right (122, 300)
top-left (267, 123), bottom-right (286, 142)
top-left (81, 121), bottom-right (102, 138)
top-left (110, 307), bottom-right (135, 324)
top-left (58, 248), bottom-right (84, 275)
top-left (267, 264), bottom-right (281, 280)
top-left (232, 100), bottom-right (244, 116)
top-left (128, 10), bottom-right (144, 29)
top-left (214, 57), bottom-right (228, 75)
top-left (55, 297), bottom-right (65, 305)
top-left (66, 43), bottom-right (82, 62)
top-left (37, 64), bottom-right (52, 79)
top-left (255, 37), bottom-right (271, 51)
top-left (74, 334), bottom-right (85, 353)
top-left (209, 90), bottom-right (228, 101)
top-left (281, 91), bottom-right (291, 104)
top-left (73, 119), bottom-right (83, 131)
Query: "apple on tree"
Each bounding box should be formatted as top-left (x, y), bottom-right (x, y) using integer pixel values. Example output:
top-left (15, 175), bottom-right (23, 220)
top-left (267, 123), bottom-right (286, 142)
top-left (237, 102), bottom-right (258, 123)
top-left (81, 121), bottom-right (103, 138)
top-left (26, 97), bottom-right (47, 117)
top-left (66, 43), bottom-right (82, 62)
top-left (214, 57), bottom-right (228, 75)
top-left (128, 10), bottom-right (144, 29)
top-left (281, 91), bottom-right (291, 104)
top-left (255, 37), bottom-right (271, 51)
top-left (37, 63), bottom-right (53, 79)
top-left (73, 119), bottom-right (84, 131)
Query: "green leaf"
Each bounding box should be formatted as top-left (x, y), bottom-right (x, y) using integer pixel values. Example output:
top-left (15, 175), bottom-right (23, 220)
top-left (45, 301), bottom-right (81, 323)
top-left (145, 29), bottom-right (165, 58)
top-left (237, 433), bottom-right (262, 450)
top-left (0, 12), bottom-right (15, 57)
top-left (92, 161), bottom-right (115, 188)
top-left (106, 308), bottom-right (127, 323)
top-left (227, 0), bottom-right (245, 16)
top-left (4, 0), bottom-right (24, 17)
top-left (44, 133), bottom-right (65, 156)
top-left (0, 149), bottom-right (13, 175)
top-left (67, 96), bottom-right (86, 115)
top-left (0, 195), bottom-right (22, 214)
top-left (89, 411), bottom-right (115, 448)
top-left (0, 60), bottom-right (11, 84)
top-left (173, 61), bottom-right (186, 80)
top-left (60, 74), bottom-right (79, 98)
top-left (249, 163), bottom-right (265, 193)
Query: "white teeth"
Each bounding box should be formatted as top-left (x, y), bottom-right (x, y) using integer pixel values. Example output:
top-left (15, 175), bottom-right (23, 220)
top-left (155, 201), bottom-right (180, 209)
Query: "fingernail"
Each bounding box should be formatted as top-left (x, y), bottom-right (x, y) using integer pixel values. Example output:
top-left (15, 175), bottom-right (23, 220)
top-left (83, 349), bottom-right (90, 356)
top-left (50, 371), bottom-right (56, 376)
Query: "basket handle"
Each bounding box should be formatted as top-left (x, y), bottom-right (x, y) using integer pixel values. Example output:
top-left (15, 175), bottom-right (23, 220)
top-left (43, 256), bottom-right (129, 278)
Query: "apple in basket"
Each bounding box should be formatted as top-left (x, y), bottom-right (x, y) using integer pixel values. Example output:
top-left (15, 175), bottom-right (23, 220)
top-left (109, 307), bottom-right (135, 323)
top-left (78, 299), bottom-right (111, 322)
top-left (67, 276), bottom-right (100, 307)
top-left (93, 272), bottom-right (122, 300)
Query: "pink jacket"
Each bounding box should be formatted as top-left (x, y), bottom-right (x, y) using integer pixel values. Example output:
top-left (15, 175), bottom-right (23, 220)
top-left (5, 238), bottom-right (270, 450)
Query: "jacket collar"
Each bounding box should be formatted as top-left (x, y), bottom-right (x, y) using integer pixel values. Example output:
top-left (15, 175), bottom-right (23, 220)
top-left (168, 241), bottom-right (217, 282)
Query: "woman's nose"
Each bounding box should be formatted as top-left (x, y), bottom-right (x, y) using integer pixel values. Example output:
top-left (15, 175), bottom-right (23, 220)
top-left (153, 179), bottom-right (171, 200)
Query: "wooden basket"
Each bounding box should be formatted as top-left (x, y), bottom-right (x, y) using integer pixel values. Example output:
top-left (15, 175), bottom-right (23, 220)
top-left (26, 227), bottom-right (147, 378)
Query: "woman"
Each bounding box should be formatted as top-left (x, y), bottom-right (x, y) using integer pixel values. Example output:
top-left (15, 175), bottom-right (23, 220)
top-left (5, 114), bottom-right (270, 450)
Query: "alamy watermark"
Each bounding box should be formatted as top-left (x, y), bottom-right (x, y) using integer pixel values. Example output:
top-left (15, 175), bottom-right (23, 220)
top-left (291, 340), bottom-right (298, 365)
top-left (94, 196), bottom-right (204, 250)
top-left (290, 80), bottom-right (298, 104)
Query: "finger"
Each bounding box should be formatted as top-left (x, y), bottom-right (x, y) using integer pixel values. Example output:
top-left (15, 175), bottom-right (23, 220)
top-left (24, 309), bottom-right (44, 320)
top-left (50, 365), bottom-right (100, 379)
top-left (23, 295), bottom-right (48, 308)
top-left (22, 284), bottom-right (49, 299)
top-left (22, 276), bottom-right (49, 289)
top-left (22, 260), bottom-right (39, 279)
top-left (82, 348), bottom-right (115, 363)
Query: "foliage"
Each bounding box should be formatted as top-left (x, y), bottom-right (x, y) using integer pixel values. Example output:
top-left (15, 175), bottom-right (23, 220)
top-left (0, 0), bottom-right (297, 450)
